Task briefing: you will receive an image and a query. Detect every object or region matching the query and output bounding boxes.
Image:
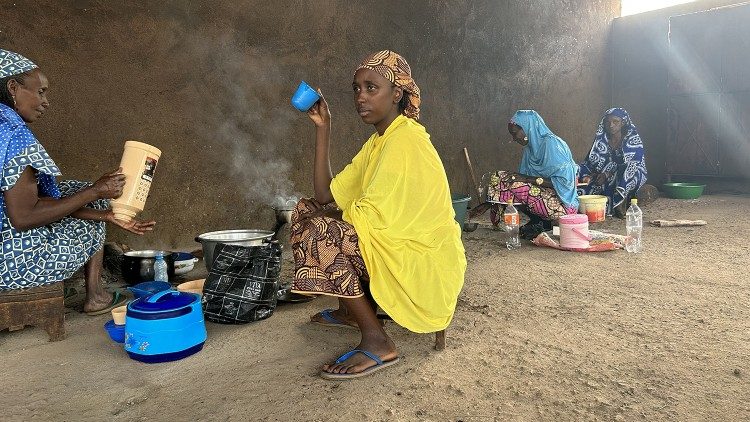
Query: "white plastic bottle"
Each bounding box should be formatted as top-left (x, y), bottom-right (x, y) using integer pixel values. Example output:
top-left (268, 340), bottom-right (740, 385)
top-left (153, 254), bottom-right (169, 282)
top-left (625, 198), bottom-right (643, 253)
top-left (504, 196), bottom-right (521, 250)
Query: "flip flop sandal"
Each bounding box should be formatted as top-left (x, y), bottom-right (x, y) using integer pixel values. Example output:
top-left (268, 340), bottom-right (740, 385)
top-left (85, 290), bottom-right (130, 316)
top-left (320, 349), bottom-right (400, 380)
top-left (311, 309), bottom-right (358, 329)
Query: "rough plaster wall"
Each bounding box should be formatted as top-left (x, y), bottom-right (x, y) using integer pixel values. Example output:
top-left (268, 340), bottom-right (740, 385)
top-left (611, 0), bottom-right (744, 186)
top-left (1, 0), bottom-right (618, 249)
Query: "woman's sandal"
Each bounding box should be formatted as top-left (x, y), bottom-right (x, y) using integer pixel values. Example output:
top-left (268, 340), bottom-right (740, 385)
top-left (320, 349), bottom-right (400, 380)
top-left (84, 290), bottom-right (130, 316)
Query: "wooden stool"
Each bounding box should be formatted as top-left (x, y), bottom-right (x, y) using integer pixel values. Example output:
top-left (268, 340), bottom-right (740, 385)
top-left (0, 283), bottom-right (65, 341)
top-left (377, 314), bottom-right (447, 351)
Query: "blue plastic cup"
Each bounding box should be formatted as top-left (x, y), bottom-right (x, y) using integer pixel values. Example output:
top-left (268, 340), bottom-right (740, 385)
top-left (291, 81), bottom-right (320, 112)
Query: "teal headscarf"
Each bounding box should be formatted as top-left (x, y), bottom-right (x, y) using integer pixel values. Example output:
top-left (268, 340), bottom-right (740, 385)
top-left (511, 110), bottom-right (578, 209)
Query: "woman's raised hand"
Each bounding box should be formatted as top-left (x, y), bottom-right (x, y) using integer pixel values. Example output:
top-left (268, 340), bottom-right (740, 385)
top-left (307, 89), bottom-right (331, 128)
top-left (92, 168), bottom-right (126, 199)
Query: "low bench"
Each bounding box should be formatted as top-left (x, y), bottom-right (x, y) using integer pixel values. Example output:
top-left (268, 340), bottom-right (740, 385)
top-left (0, 283), bottom-right (65, 341)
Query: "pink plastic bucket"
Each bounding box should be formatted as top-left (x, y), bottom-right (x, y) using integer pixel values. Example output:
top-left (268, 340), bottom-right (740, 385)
top-left (559, 214), bottom-right (590, 249)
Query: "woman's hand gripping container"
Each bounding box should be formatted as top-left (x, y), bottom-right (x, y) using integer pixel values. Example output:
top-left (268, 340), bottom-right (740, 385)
top-left (578, 195), bottom-right (608, 223)
top-left (124, 290), bottom-right (206, 363)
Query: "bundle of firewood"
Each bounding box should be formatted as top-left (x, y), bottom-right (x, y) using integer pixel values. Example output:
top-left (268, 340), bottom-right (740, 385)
top-left (649, 219), bottom-right (707, 227)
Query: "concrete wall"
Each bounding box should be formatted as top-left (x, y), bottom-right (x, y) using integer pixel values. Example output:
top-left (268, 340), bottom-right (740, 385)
top-left (610, 0), bottom-right (745, 187)
top-left (2, 0), bottom-right (618, 249)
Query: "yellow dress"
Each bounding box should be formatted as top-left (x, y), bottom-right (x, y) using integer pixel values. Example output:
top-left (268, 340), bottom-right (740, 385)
top-left (330, 114), bottom-right (466, 333)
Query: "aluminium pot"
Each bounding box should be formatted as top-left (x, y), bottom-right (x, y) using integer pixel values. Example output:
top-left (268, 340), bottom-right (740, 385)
top-left (195, 229), bottom-right (274, 271)
top-left (121, 250), bottom-right (176, 285)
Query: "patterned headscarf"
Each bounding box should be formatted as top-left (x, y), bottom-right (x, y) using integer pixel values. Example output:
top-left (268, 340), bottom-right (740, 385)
top-left (0, 49), bottom-right (38, 78)
top-left (579, 107), bottom-right (647, 210)
top-left (355, 50), bottom-right (421, 120)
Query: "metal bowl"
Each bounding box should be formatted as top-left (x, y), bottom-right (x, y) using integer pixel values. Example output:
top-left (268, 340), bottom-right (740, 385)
top-left (195, 229), bottom-right (274, 270)
top-left (121, 250), bottom-right (175, 285)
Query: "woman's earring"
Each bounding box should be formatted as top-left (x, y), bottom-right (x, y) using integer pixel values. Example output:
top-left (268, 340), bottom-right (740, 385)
top-left (11, 95), bottom-right (16, 106)
top-left (523, 136), bottom-right (528, 142)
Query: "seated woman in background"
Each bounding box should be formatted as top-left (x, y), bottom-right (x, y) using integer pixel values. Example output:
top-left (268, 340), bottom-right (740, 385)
top-left (290, 50), bottom-right (466, 379)
top-left (477, 110), bottom-right (579, 240)
top-left (578, 107), bottom-right (647, 218)
top-left (0, 49), bottom-right (155, 314)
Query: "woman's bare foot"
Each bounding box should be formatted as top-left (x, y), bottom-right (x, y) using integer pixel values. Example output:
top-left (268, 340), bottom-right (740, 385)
top-left (322, 336), bottom-right (398, 375)
top-left (82, 290), bottom-right (115, 313)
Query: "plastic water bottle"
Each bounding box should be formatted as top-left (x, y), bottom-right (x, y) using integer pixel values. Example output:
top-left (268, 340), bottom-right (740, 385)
top-left (625, 199), bottom-right (643, 253)
top-left (504, 197), bottom-right (521, 250)
top-left (153, 254), bottom-right (169, 282)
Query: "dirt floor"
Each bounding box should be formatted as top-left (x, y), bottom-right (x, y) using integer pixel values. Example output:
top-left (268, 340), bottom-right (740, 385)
top-left (2, 194), bottom-right (749, 421)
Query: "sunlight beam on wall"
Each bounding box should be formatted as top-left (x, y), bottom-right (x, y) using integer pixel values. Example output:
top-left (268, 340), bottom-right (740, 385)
top-left (621, 0), bottom-right (697, 16)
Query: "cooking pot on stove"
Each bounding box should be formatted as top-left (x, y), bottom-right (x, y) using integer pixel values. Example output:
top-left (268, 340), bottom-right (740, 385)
top-left (121, 250), bottom-right (175, 285)
top-left (195, 229), bottom-right (274, 271)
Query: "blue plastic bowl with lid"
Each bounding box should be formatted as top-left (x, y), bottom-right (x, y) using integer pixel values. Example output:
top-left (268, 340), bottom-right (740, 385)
top-left (124, 289), bottom-right (206, 363)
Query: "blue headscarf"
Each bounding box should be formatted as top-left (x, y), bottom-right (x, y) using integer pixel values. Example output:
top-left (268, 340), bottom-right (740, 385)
top-left (511, 110), bottom-right (578, 209)
top-left (0, 49), bottom-right (38, 78)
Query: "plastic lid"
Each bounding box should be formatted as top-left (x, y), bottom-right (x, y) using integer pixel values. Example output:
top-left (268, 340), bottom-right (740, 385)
top-left (559, 214), bottom-right (589, 224)
top-left (128, 290), bottom-right (196, 313)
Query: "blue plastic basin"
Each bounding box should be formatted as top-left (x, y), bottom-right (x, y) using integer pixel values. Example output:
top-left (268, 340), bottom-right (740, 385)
top-left (128, 281), bottom-right (172, 299)
top-left (104, 319), bottom-right (126, 343)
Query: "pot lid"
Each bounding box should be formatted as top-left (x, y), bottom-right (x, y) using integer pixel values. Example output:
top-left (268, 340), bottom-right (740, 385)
top-left (196, 229), bottom-right (274, 242)
top-left (128, 289), bottom-right (197, 313)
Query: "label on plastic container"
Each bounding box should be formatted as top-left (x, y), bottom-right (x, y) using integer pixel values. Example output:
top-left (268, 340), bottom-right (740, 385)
top-left (504, 214), bottom-right (519, 225)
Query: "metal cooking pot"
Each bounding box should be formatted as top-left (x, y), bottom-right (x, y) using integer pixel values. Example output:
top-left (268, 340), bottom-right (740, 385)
top-left (121, 250), bottom-right (176, 285)
top-left (195, 229), bottom-right (274, 271)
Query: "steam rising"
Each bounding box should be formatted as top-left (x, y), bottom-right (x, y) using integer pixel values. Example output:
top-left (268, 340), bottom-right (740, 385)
top-left (189, 35), bottom-right (302, 209)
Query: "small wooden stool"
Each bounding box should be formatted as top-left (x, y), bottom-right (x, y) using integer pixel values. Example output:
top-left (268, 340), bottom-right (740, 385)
top-left (377, 314), bottom-right (447, 351)
top-left (0, 283), bottom-right (65, 341)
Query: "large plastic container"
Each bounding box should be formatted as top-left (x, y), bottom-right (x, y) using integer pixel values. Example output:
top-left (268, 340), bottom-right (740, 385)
top-left (451, 194), bottom-right (471, 233)
top-left (559, 214), bottom-right (590, 249)
top-left (125, 290), bottom-right (206, 363)
top-left (578, 195), bottom-right (608, 223)
top-left (111, 141), bottom-right (161, 222)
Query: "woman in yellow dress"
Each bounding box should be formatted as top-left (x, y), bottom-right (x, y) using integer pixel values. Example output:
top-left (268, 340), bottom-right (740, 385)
top-left (290, 50), bottom-right (466, 379)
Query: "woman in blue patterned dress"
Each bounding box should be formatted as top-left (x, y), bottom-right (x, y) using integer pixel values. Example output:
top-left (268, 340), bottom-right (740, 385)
top-left (0, 49), bottom-right (155, 314)
top-left (578, 108), bottom-right (647, 218)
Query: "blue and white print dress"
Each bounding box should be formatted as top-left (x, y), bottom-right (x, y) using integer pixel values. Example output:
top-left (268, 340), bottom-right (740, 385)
top-left (0, 103), bottom-right (107, 290)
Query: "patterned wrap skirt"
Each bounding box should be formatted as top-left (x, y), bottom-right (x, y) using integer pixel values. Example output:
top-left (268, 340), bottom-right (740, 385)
top-left (290, 200), bottom-right (368, 298)
top-left (485, 170), bottom-right (577, 221)
top-left (0, 180), bottom-right (108, 290)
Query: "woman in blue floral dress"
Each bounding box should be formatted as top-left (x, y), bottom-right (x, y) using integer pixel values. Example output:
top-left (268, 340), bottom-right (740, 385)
top-left (0, 49), bottom-right (155, 314)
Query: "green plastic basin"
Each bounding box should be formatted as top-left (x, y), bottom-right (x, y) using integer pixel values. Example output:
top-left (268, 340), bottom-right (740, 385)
top-left (662, 183), bottom-right (705, 199)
